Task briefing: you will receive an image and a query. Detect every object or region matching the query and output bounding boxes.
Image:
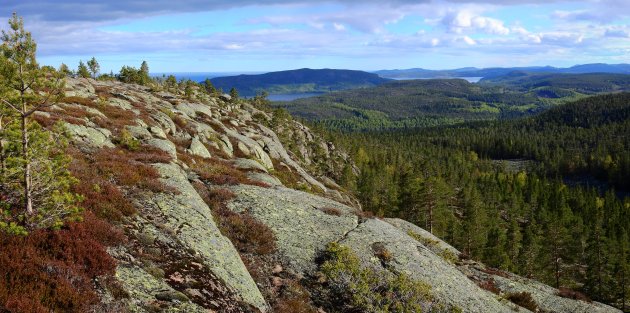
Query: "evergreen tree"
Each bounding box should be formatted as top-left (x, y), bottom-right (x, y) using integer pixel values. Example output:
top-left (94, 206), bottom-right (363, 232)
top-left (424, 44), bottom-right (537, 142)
top-left (58, 63), bottom-right (72, 76)
top-left (229, 87), bottom-right (239, 103)
top-left (203, 78), bottom-right (217, 95)
top-left (0, 13), bottom-right (82, 233)
top-left (139, 60), bottom-right (150, 85)
top-left (77, 60), bottom-right (90, 78)
top-left (165, 75), bottom-right (177, 90)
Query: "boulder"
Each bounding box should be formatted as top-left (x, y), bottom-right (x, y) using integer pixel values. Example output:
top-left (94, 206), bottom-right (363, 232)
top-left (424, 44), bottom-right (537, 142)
top-left (187, 136), bottom-right (211, 158)
top-left (64, 123), bottom-right (115, 148)
top-left (234, 158), bottom-right (268, 173)
top-left (247, 172), bottom-right (283, 187)
top-left (145, 138), bottom-right (177, 159)
top-left (149, 126), bottom-right (168, 139)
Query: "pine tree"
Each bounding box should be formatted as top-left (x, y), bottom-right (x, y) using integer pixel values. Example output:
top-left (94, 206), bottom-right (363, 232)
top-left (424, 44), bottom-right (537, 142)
top-left (58, 63), bottom-right (72, 76)
top-left (139, 60), bottom-right (150, 85)
top-left (229, 87), bottom-right (239, 103)
top-left (0, 13), bottom-right (82, 233)
top-left (77, 60), bottom-right (90, 78)
top-left (203, 78), bottom-right (217, 95)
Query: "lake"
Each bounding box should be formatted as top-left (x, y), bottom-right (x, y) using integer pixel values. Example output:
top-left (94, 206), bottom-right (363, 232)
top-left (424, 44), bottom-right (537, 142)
top-left (388, 76), bottom-right (484, 83)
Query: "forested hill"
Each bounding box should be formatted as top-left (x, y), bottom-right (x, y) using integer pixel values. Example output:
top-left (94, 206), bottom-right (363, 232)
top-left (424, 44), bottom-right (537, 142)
top-left (277, 74), bottom-right (630, 131)
top-left (329, 93), bottom-right (630, 310)
top-left (480, 73), bottom-right (630, 94)
top-left (210, 68), bottom-right (390, 97)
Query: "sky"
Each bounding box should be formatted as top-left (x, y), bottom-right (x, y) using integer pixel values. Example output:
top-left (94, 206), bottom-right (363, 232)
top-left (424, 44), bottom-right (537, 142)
top-left (2, 0), bottom-right (629, 73)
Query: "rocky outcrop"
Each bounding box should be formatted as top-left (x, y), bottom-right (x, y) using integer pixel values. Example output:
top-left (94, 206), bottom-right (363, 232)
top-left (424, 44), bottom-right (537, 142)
top-left (227, 185), bottom-right (358, 273)
top-left (144, 163), bottom-right (267, 310)
top-left (53, 78), bottom-right (621, 313)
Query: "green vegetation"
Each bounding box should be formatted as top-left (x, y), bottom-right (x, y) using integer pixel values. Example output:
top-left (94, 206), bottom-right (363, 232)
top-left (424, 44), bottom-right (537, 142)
top-left (211, 68), bottom-right (390, 97)
top-left (0, 13), bottom-right (82, 233)
top-left (319, 242), bottom-right (451, 313)
top-left (0, 14), bottom-right (125, 313)
top-left (326, 93), bottom-right (630, 310)
top-left (279, 75), bottom-right (630, 131)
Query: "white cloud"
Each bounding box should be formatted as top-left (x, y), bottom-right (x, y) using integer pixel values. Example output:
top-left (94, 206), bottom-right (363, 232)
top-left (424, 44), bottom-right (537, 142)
top-left (333, 23), bottom-right (346, 31)
top-left (441, 9), bottom-right (510, 35)
top-left (462, 35), bottom-right (477, 45)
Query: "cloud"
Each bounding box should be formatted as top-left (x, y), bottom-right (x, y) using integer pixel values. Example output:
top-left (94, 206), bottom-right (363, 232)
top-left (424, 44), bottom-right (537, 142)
top-left (605, 27), bottom-right (630, 38)
top-left (441, 9), bottom-right (510, 35)
top-left (4, 0), bottom-right (596, 23)
top-left (248, 5), bottom-right (408, 33)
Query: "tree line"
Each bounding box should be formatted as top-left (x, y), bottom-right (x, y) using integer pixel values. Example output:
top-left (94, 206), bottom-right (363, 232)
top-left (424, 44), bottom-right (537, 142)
top-left (325, 93), bottom-right (630, 310)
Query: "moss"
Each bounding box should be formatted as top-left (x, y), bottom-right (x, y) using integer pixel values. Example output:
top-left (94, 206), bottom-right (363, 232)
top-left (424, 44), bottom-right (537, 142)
top-left (117, 129), bottom-right (140, 151)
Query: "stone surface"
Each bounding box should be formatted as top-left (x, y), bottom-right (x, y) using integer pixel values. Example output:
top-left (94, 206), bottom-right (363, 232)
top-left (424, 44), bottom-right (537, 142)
top-left (145, 138), bottom-right (177, 159)
top-left (462, 263), bottom-right (622, 313)
top-left (64, 123), bottom-right (115, 148)
top-left (234, 158), bottom-right (268, 173)
top-left (116, 264), bottom-right (207, 313)
top-left (148, 163), bottom-right (267, 311)
top-left (126, 125), bottom-right (153, 140)
top-left (149, 126), bottom-right (168, 139)
top-left (227, 185), bottom-right (358, 274)
top-left (247, 172), bottom-right (283, 187)
top-left (385, 218), bottom-right (460, 256)
top-left (339, 218), bottom-right (520, 313)
top-left (187, 136), bottom-right (211, 158)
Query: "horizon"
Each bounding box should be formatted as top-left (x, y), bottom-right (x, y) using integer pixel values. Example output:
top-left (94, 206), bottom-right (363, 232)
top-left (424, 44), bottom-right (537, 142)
top-left (3, 0), bottom-right (629, 73)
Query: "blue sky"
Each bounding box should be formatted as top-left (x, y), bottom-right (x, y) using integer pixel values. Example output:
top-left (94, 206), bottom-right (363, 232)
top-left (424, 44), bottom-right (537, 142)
top-left (2, 0), bottom-right (629, 73)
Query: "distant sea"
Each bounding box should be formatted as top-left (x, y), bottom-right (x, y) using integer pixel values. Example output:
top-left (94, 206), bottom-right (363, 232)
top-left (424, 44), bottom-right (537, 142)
top-left (152, 72), bottom-right (263, 82)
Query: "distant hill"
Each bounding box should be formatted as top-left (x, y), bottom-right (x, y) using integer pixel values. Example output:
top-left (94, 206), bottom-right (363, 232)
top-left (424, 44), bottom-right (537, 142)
top-left (276, 74), bottom-right (630, 131)
top-left (375, 63), bottom-right (630, 79)
top-left (480, 73), bottom-right (630, 94)
top-left (210, 68), bottom-right (390, 97)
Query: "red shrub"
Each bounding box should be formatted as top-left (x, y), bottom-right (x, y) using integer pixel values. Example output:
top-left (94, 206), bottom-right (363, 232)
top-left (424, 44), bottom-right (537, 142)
top-left (320, 207), bottom-right (343, 216)
top-left (556, 287), bottom-right (591, 302)
top-left (505, 292), bottom-right (539, 312)
top-left (0, 212), bottom-right (121, 313)
top-left (191, 183), bottom-right (276, 255)
top-left (478, 278), bottom-right (501, 295)
top-left (68, 146), bottom-right (174, 220)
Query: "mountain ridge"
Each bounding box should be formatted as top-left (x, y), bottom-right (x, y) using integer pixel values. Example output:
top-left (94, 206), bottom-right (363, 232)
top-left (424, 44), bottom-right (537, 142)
top-left (210, 68), bottom-right (390, 97)
top-left (375, 63), bottom-right (630, 79)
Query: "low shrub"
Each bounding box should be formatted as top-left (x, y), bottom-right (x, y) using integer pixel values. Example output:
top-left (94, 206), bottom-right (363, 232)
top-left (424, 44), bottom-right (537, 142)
top-left (320, 207), bottom-right (343, 216)
top-left (63, 96), bottom-right (97, 106)
top-left (192, 183), bottom-right (276, 255)
top-left (505, 292), bottom-right (539, 312)
top-left (406, 230), bottom-right (458, 264)
top-left (319, 242), bottom-right (438, 313)
top-left (372, 242), bottom-right (394, 264)
top-left (0, 212), bottom-right (122, 313)
top-left (556, 287), bottom-right (591, 302)
top-left (272, 280), bottom-right (318, 313)
top-left (477, 278), bottom-right (501, 295)
top-left (184, 153), bottom-right (269, 187)
top-left (68, 147), bottom-right (173, 221)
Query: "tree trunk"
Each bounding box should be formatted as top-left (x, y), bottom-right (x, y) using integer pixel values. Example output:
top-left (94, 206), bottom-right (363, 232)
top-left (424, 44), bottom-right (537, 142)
top-left (21, 115), bottom-right (33, 215)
